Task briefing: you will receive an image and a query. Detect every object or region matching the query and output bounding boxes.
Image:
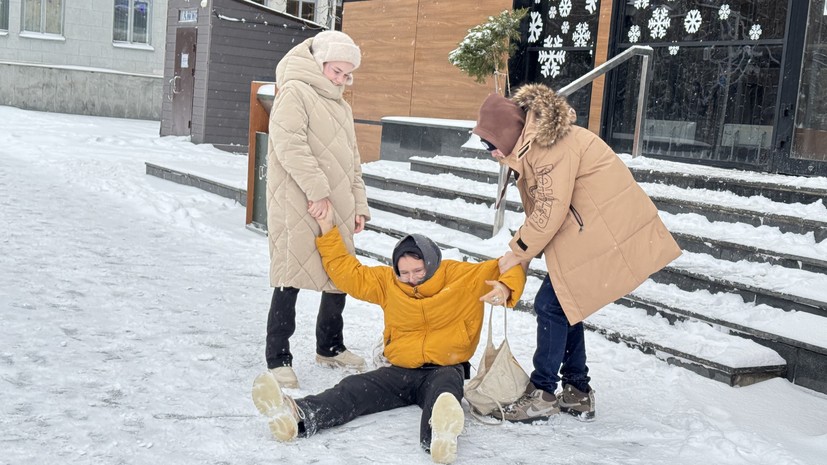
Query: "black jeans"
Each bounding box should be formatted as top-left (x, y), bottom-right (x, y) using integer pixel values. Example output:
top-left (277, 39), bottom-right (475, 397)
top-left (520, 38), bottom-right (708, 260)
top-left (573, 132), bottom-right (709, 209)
top-left (265, 287), bottom-right (347, 368)
top-left (294, 364), bottom-right (465, 449)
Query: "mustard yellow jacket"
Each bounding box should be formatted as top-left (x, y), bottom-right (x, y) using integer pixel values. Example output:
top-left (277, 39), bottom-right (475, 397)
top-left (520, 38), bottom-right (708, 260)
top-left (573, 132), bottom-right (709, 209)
top-left (316, 227), bottom-right (526, 368)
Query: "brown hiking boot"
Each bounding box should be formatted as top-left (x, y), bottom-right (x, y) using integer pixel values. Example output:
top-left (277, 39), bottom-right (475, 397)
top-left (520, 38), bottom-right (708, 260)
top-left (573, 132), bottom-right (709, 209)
top-left (557, 384), bottom-right (595, 421)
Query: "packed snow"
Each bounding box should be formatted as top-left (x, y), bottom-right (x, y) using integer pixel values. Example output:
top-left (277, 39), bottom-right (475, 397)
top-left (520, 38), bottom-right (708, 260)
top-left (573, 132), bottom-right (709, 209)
top-left (1, 106), bottom-right (826, 465)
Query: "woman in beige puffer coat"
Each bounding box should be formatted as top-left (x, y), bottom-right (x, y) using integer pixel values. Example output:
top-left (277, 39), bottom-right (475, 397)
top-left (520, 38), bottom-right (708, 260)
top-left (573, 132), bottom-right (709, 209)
top-left (473, 83), bottom-right (681, 423)
top-left (264, 31), bottom-right (371, 388)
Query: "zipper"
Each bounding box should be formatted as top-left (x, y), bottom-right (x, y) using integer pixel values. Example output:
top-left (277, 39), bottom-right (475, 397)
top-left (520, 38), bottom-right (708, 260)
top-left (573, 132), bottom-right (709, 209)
top-left (569, 205), bottom-right (584, 231)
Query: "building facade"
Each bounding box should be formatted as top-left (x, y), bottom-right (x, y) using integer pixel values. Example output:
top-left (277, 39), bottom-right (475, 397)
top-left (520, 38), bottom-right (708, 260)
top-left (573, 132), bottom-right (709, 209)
top-left (0, 0), bottom-right (167, 119)
top-left (511, 0), bottom-right (827, 177)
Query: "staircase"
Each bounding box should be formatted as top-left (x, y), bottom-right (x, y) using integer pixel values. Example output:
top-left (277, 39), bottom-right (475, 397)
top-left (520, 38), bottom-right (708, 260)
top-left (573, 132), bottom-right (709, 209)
top-left (358, 119), bottom-right (827, 394)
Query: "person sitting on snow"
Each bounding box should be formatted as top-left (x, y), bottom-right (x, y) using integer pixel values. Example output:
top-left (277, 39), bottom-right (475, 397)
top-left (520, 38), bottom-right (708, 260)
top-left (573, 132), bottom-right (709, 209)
top-left (252, 205), bottom-right (526, 464)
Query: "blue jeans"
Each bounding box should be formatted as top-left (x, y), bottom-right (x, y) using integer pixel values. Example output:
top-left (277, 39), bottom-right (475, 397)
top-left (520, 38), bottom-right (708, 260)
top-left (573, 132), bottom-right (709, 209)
top-left (531, 274), bottom-right (590, 394)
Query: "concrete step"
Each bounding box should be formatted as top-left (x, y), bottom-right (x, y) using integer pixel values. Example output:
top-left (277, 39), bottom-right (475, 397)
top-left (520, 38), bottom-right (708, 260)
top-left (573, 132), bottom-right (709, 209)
top-left (354, 225), bottom-right (788, 388)
top-left (405, 156), bottom-right (827, 241)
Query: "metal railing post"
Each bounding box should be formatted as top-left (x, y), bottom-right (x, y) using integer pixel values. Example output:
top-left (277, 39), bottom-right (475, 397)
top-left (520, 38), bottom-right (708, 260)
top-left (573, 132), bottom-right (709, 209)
top-left (490, 46), bottom-right (654, 237)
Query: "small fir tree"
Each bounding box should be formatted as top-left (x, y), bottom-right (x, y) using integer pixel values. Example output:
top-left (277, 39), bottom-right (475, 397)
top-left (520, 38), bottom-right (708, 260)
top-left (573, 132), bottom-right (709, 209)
top-left (448, 8), bottom-right (528, 96)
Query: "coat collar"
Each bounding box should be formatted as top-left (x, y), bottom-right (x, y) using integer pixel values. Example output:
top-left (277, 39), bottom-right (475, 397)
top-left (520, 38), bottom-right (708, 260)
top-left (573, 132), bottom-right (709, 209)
top-left (394, 265), bottom-right (447, 298)
top-left (275, 37), bottom-right (344, 100)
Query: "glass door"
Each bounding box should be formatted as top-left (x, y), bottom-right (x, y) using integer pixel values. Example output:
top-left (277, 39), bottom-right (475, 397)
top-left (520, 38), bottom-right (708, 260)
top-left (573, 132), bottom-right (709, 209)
top-left (789, 0), bottom-right (827, 174)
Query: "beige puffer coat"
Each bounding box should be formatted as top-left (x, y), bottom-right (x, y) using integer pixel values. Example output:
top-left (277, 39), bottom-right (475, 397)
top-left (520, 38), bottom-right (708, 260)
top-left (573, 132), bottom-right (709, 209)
top-left (502, 84), bottom-right (682, 324)
top-left (266, 37), bottom-right (370, 291)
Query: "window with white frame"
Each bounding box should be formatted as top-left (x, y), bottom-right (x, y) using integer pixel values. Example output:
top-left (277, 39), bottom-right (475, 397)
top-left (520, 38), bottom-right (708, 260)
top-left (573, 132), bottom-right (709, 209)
top-left (1, 0), bottom-right (10, 31)
top-left (22, 0), bottom-right (64, 35)
top-left (286, 0), bottom-right (316, 22)
top-left (113, 0), bottom-right (151, 45)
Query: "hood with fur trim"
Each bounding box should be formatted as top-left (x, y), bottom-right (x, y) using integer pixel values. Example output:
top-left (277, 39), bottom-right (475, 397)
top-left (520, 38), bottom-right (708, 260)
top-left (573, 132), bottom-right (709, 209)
top-left (511, 83), bottom-right (576, 148)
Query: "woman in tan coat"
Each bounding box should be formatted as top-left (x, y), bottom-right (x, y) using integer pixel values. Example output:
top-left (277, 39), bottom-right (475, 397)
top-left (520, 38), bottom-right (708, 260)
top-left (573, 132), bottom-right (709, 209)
top-left (264, 31), bottom-right (371, 389)
top-left (473, 83), bottom-right (681, 423)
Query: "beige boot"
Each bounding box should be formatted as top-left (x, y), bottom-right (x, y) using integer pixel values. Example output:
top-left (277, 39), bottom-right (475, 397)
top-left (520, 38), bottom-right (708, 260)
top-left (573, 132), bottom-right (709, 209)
top-left (252, 371), bottom-right (302, 441)
top-left (429, 393), bottom-right (464, 464)
top-left (315, 349), bottom-right (367, 371)
top-left (268, 366), bottom-right (299, 389)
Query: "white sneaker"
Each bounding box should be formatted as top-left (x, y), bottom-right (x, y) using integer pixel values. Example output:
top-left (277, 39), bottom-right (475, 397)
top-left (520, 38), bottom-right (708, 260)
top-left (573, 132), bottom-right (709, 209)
top-left (429, 393), bottom-right (464, 464)
top-left (269, 366), bottom-right (299, 389)
top-left (252, 371), bottom-right (301, 441)
top-left (315, 349), bottom-right (367, 371)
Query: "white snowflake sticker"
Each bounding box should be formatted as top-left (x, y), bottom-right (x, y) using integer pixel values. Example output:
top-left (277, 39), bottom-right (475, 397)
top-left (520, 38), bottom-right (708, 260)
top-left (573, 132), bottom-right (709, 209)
top-left (585, 0), bottom-right (598, 14)
top-left (573, 22), bottom-right (591, 47)
top-left (719, 4), bottom-right (731, 20)
top-left (528, 11), bottom-right (544, 43)
top-left (562, 21), bottom-right (570, 34)
top-left (648, 6), bottom-right (671, 39)
top-left (549, 6), bottom-right (557, 19)
top-left (538, 48), bottom-right (567, 78)
top-left (749, 24), bottom-right (762, 40)
top-left (628, 25), bottom-right (641, 43)
top-left (684, 9), bottom-right (702, 34)
top-left (559, 0), bottom-right (572, 18)
top-left (634, 0), bottom-right (649, 10)
top-left (668, 45), bottom-right (679, 55)
top-left (545, 34), bottom-right (563, 49)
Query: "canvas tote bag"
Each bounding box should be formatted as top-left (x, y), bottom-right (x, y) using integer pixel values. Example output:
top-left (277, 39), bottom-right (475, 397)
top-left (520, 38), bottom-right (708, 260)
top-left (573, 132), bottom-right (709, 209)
top-left (464, 305), bottom-right (529, 421)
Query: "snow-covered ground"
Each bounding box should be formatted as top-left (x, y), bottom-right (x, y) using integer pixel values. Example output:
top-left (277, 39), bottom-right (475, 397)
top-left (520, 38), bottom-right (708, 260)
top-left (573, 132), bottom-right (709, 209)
top-left (1, 106), bottom-right (826, 465)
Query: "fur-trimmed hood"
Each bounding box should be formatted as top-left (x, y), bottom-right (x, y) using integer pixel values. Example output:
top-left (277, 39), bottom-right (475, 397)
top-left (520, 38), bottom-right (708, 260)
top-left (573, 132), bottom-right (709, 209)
top-left (511, 83), bottom-right (576, 148)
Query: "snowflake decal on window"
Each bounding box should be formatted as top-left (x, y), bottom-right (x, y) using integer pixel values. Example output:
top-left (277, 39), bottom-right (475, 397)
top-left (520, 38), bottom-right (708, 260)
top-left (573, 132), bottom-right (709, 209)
top-left (549, 6), bottom-right (557, 19)
top-left (573, 22), bottom-right (591, 47)
top-left (585, 0), bottom-right (598, 14)
top-left (634, 0), bottom-right (649, 9)
top-left (749, 24), bottom-right (762, 40)
top-left (684, 9), bottom-right (701, 34)
top-left (628, 25), bottom-right (641, 43)
top-left (561, 21), bottom-right (570, 34)
top-left (559, 0), bottom-right (572, 18)
top-left (719, 4), bottom-right (731, 20)
top-left (546, 34), bottom-right (564, 48)
top-left (668, 45), bottom-right (679, 55)
top-left (648, 6), bottom-right (671, 39)
top-left (538, 36), bottom-right (567, 79)
top-left (528, 11), bottom-right (544, 43)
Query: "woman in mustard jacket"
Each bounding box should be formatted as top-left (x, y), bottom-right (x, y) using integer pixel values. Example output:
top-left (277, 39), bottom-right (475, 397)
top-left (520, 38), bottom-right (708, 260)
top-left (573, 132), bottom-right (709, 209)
top-left (252, 209), bottom-right (526, 464)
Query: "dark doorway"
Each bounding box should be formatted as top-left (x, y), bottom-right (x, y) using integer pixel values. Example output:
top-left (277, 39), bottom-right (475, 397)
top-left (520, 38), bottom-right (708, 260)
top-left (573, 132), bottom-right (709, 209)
top-left (171, 27), bottom-right (197, 136)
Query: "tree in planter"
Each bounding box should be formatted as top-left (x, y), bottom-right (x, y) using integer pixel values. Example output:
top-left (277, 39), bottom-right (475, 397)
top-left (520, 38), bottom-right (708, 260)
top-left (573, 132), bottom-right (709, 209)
top-left (448, 8), bottom-right (528, 96)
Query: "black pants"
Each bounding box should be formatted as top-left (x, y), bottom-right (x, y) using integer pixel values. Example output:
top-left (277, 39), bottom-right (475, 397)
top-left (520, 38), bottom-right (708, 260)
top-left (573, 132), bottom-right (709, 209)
top-left (295, 364), bottom-right (465, 449)
top-left (265, 287), bottom-right (347, 368)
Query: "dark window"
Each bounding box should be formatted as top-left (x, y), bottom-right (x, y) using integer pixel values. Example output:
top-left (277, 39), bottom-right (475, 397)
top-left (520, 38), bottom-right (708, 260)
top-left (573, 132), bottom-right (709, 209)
top-left (607, 0), bottom-right (787, 168)
top-left (0, 0), bottom-right (9, 31)
top-left (22, 0), bottom-right (63, 35)
top-left (113, 0), bottom-right (151, 45)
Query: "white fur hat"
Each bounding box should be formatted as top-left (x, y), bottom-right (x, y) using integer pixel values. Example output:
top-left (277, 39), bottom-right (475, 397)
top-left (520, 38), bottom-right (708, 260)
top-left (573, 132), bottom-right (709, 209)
top-left (311, 31), bottom-right (361, 71)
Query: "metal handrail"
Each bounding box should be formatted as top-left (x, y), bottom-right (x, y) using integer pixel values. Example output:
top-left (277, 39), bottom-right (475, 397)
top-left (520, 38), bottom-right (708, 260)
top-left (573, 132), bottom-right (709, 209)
top-left (491, 45), bottom-right (654, 236)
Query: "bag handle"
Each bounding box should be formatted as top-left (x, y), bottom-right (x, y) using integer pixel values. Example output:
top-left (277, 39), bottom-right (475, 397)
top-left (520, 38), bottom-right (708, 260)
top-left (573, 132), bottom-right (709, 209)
top-left (485, 303), bottom-right (510, 345)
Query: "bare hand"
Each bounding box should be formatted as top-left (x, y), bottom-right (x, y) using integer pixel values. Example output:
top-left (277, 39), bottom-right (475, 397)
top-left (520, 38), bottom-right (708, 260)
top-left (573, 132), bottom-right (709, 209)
top-left (354, 215), bottom-right (366, 234)
top-left (309, 201), bottom-right (335, 234)
top-left (307, 197), bottom-right (332, 219)
top-left (480, 280), bottom-right (511, 306)
top-left (498, 251), bottom-right (527, 274)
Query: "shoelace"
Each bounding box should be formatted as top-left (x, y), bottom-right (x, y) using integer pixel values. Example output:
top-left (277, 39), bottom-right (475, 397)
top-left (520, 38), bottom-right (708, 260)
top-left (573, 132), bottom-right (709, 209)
top-left (504, 391), bottom-right (540, 412)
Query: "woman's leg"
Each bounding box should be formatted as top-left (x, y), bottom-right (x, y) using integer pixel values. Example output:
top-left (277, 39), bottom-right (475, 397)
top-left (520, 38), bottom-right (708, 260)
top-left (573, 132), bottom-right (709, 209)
top-left (414, 365), bottom-right (465, 449)
top-left (316, 291), bottom-right (346, 357)
top-left (295, 365), bottom-right (418, 436)
top-left (265, 287), bottom-right (299, 369)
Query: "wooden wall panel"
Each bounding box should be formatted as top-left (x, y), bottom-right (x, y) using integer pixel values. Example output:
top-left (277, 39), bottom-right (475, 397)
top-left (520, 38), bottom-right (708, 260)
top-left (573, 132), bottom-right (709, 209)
top-left (588, 0), bottom-right (614, 134)
top-left (410, 0), bottom-right (511, 120)
top-left (344, 0), bottom-right (511, 159)
top-left (345, 0), bottom-right (418, 122)
top-left (356, 125), bottom-right (383, 163)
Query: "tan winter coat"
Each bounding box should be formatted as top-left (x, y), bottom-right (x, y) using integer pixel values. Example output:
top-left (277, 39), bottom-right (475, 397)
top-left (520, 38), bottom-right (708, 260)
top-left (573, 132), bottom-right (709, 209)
top-left (266, 37), bottom-right (370, 291)
top-left (502, 84), bottom-right (681, 324)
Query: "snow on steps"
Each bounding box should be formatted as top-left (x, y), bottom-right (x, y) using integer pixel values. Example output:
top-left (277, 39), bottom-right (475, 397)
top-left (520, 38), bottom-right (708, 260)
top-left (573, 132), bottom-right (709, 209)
top-left (355, 215), bottom-right (791, 387)
top-left (362, 182), bottom-right (827, 319)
